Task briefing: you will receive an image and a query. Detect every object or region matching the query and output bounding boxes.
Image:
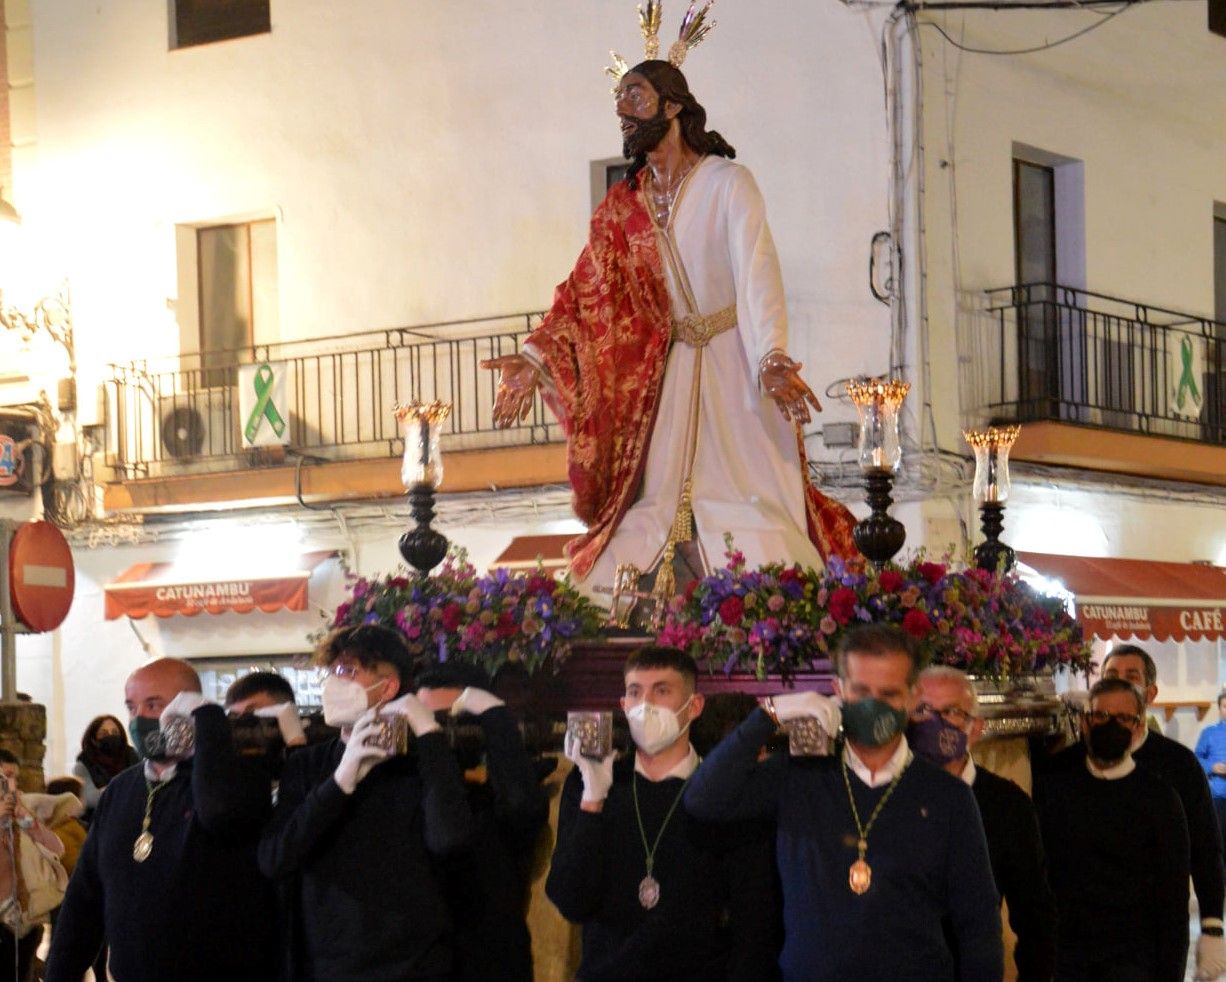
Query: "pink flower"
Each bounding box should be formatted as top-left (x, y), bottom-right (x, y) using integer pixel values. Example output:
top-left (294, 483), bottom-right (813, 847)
top-left (820, 615), bottom-right (837, 635)
top-left (767, 594), bottom-right (786, 612)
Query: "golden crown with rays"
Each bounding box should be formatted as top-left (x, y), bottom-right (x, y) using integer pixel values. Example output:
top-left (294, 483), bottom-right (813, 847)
top-left (605, 1), bottom-right (717, 91)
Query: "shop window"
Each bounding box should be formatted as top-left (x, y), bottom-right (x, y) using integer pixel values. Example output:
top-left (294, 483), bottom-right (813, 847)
top-left (171, 0), bottom-right (271, 50)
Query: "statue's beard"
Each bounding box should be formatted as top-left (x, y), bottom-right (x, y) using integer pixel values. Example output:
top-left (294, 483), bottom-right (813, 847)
top-left (621, 106), bottom-right (671, 159)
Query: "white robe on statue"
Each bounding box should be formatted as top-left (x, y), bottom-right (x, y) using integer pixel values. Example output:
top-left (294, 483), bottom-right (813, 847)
top-left (579, 155), bottom-right (823, 594)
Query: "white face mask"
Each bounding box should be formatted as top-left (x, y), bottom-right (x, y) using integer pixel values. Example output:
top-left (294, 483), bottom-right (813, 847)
top-left (626, 695), bottom-right (694, 756)
top-left (321, 675), bottom-right (386, 727)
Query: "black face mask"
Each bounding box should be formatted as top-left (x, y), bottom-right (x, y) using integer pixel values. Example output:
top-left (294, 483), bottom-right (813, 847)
top-left (97, 735), bottom-right (127, 756)
top-left (1086, 720), bottom-right (1133, 763)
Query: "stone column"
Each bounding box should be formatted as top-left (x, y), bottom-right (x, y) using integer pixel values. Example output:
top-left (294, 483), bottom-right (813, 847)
top-left (0, 700), bottom-right (46, 790)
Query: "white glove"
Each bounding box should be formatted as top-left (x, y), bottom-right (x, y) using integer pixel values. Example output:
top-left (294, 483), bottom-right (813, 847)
top-left (563, 731), bottom-right (615, 805)
top-left (383, 692), bottom-right (442, 737)
top-left (255, 702), bottom-right (307, 747)
top-left (1196, 933), bottom-right (1226, 980)
top-left (769, 691), bottom-right (841, 737)
top-left (160, 691), bottom-right (211, 726)
top-left (333, 711), bottom-right (390, 794)
top-left (449, 687), bottom-right (505, 717)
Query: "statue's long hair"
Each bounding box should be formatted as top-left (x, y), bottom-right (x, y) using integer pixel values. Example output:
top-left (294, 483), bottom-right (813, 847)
top-left (624, 60), bottom-right (735, 189)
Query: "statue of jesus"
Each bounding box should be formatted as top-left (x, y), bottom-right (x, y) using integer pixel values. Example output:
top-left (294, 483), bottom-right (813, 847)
top-left (483, 59), bottom-right (857, 600)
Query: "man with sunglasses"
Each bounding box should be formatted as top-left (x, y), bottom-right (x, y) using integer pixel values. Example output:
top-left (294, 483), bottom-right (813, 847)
top-left (259, 625), bottom-right (474, 980)
top-left (911, 667), bottom-right (1055, 982)
top-left (1034, 677), bottom-right (1190, 982)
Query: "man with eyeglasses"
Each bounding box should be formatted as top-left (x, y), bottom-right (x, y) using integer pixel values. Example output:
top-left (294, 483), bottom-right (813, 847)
top-left (259, 624), bottom-right (474, 980)
top-left (1034, 676), bottom-right (1189, 982)
top-left (1101, 644), bottom-right (1226, 981)
top-left (911, 666), bottom-right (1055, 982)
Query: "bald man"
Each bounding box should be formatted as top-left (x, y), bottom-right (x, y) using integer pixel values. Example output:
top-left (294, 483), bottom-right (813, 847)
top-left (47, 658), bottom-right (278, 982)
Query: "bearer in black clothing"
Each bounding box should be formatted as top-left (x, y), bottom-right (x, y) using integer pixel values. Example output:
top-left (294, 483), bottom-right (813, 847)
top-left (545, 646), bottom-right (780, 982)
top-left (258, 625), bottom-right (473, 981)
top-left (47, 658), bottom-right (277, 982)
top-left (1101, 644), bottom-right (1226, 980)
top-left (912, 666), bottom-right (1056, 982)
top-left (1035, 677), bottom-right (1190, 982)
top-left (415, 662), bottom-right (548, 982)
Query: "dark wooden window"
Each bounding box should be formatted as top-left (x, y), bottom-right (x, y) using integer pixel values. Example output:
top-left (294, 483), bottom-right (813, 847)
top-left (1215, 216), bottom-right (1226, 324)
top-left (172, 0), bottom-right (270, 50)
top-left (1211, 0), bottom-right (1226, 39)
top-left (1014, 159), bottom-right (1059, 413)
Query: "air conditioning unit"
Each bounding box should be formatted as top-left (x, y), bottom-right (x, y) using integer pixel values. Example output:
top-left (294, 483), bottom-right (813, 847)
top-left (158, 389), bottom-right (235, 461)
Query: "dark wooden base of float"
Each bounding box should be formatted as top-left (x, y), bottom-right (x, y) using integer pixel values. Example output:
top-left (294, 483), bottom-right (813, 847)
top-left (494, 638), bottom-right (835, 723)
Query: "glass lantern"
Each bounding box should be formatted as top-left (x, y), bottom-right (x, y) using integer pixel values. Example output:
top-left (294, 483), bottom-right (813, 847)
top-left (395, 400), bottom-right (452, 489)
top-left (846, 378), bottom-right (910, 473)
top-left (963, 425), bottom-right (1021, 503)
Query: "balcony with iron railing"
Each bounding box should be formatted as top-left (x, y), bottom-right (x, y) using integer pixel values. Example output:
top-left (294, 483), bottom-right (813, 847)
top-left (969, 283), bottom-right (1226, 484)
top-left (102, 312), bottom-right (568, 511)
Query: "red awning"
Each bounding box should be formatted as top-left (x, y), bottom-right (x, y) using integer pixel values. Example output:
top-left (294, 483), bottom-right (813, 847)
top-left (1017, 551), bottom-right (1226, 642)
top-left (104, 551), bottom-right (335, 621)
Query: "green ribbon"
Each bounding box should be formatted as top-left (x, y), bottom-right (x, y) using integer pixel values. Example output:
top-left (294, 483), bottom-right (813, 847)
top-left (244, 363), bottom-right (287, 443)
top-left (1175, 335), bottom-right (1201, 412)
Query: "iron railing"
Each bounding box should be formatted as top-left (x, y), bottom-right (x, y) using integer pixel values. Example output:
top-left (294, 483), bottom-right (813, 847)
top-left (979, 284), bottom-right (1226, 444)
top-left (105, 312), bottom-right (563, 477)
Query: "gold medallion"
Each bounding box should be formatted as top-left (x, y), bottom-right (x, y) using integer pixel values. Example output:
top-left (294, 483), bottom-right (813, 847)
top-left (849, 858), bottom-right (872, 894)
top-left (638, 874), bottom-right (661, 910)
top-left (133, 830), bottom-right (154, 863)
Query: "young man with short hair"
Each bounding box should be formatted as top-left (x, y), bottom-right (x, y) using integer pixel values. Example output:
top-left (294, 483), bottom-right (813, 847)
top-left (259, 624), bottom-right (473, 980)
top-left (685, 624), bottom-right (1003, 982)
top-left (415, 661), bottom-right (547, 982)
top-left (546, 645), bottom-right (780, 981)
top-left (1035, 677), bottom-right (1190, 981)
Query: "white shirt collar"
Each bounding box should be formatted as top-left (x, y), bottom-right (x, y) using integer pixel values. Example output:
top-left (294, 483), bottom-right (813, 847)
top-left (844, 739), bottom-right (912, 789)
top-left (143, 760), bottom-right (177, 783)
top-left (635, 745), bottom-right (699, 781)
top-left (959, 756), bottom-right (977, 787)
top-left (1086, 753), bottom-right (1136, 780)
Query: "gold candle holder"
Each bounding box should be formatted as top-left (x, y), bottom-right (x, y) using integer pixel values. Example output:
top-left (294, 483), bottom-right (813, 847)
top-left (396, 400), bottom-right (452, 490)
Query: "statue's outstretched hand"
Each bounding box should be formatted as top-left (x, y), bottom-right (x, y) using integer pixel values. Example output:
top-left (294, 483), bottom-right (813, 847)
top-left (760, 351), bottom-right (822, 426)
top-left (480, 353), bottom-right (541, 428)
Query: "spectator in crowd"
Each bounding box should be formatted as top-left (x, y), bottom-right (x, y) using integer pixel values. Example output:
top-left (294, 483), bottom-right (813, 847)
top-left (686, 624), bottom-right (1003, 982)
top-left (259, 624), bottom-right (474, 980)
top-left (1034, 677), bottom-right (1189, 981)
top-left (224, 670), bottom-right (296, 713)
top-left (1101, 645), bottom-right (1225, 979)
top-left (912, 666), bottom-right (1056, 982)
top-left (415, 661), bottom-right (548, 982)
top-left (547, 645), bottom-right (781, 982)
top-left (0, 749), bottom-right (66, 982)
top-left (71, 714), bottom-right (137, 822)
top-left (46, 657), bottom-right (278, 982)
top-left (26, 777), bottom-right (87, 878)
top-left (1195, 688), bottom-right (1226, 859)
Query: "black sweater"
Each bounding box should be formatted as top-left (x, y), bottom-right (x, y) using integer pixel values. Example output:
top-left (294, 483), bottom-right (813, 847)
top-left (258, 730), bottom-right (473, 981)
top-left (1034, 762), bottom-right (1189, 981)
top-left (970, 768), bottom-right (1056, 982)
top-left (1036, 733), bottom-right (1225, 922)
top-left (46, 707), bottom-right (276, 982)
top-left (546, 753), bottom-right (781, 982)
top-left (434, 706), bottom-right (548, 982)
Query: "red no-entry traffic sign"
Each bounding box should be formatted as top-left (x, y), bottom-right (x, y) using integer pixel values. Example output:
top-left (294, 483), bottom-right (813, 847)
top-left (8, 521), bottom-right (75, 632)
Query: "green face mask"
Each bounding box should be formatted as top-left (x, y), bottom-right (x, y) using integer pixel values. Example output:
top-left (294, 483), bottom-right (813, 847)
top-left (841, 698), bottom-right (908, 748)
top-left (129, 716), bottom-right (164, 761)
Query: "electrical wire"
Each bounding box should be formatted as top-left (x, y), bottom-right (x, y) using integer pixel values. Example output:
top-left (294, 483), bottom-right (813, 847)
top-left (917, 2), bottom-right (1133, 55)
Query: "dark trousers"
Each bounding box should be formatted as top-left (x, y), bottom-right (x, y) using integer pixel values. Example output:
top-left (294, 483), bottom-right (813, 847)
top-left (0, 927), bottom-right (40, 982)
top-left (1214, 796), bottom-right (1226, 859)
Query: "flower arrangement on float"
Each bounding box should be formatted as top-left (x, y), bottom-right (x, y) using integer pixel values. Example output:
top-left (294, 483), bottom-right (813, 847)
top-left (656, 536), bottom-right (1092, 683)
top-left (323, 550), bottom-right (606, 677)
